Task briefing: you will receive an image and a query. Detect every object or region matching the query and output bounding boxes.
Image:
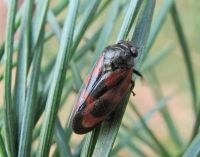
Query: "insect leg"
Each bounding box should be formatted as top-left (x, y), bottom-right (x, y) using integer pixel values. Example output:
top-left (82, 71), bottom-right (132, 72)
top-left (133, 68), bottom-right (143, 79)
top-left (130, 80), bottom-right (136, 96)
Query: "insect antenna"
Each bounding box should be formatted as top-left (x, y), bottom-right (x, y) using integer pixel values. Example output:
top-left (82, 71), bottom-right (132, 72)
top-left (133, 68), bottom-right (143, 79)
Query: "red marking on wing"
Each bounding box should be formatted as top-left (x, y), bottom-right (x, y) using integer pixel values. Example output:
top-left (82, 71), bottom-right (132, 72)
top-left (111, 70), bottom-right (132, 100)
top-left (100, 69), bottom-right (132, 104)
top-left (103, 69), bottom-right (130, 87)
top-left (81, 69), bottom-right (131, 113)
top-left (82, 113), bottom-right (105, 128)
top-left (81, 69), bottom-right (133, 128)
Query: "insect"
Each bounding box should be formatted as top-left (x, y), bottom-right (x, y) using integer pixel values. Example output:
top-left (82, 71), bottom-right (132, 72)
top-left (71, 40), bottom-right (142, 134)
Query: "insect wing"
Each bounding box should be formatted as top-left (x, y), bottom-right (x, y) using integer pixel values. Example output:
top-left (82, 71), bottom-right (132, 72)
top-left (72, 68), bottom-right (132, 134)
top-left (81, 69), bottom-right (132, 126)
top-left (71, 54), bottom-right (104, 118)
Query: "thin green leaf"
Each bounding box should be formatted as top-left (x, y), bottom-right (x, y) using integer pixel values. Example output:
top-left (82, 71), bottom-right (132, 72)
top-left (47, 11), bottom-right (61, 40)
top-left (34, 73), bottom-right (53, 123)
top-left (170, 2), bottom-right (197, 114)
top-left (52, 0), bottom-right (69, 15)
top-left (0, 44), bottom-right (4, 61)
top-left (0, 62), bottom-right (17, 82)
top-left (117, 0), bottom-right (143, 41)
top-left (52, 83), bottom-right (75, 156)
top-left (32, 0), bottom-right (50, 47)
top-left (37, 0), bottom-right (79, 156)
top-left (113, 129), bottom-right (150, 157)
top-left (4, 0), bottom-right (18, 156)
top-left (144, 0), bottom-right (173, 59)
top-left (71, 0), bottom-right (101, 55)
top-left (13, 0), bottom-right (33, 142)
top-left (54, 119), bottom-right (73, 157)
top-left (92, 0), bottom-right (120, 65)
top-left (192, 109), bottom-right (200, 141)
top-left (183, 132), bottom-right (200, 157)
top-left (70, 60), bottom-right (82, 90)
top-left (18, 37), bottom-right (44, 157)
top-left (73, 28), bottom-right (101, 61)
top-left (18, 0), bottom-right (50, 156)
top-left (0, 75), bottom-right (3, 82)
top-left (95, 0), bottom-right (111, 17)
top-left (81, 127), bottom-right (101, 157)
top-left (126, 142), bottom-right (148, 157)
top-left (132, 0), bottom-right (156, 67)
top-left (0, 3), bottom-right (22, 61)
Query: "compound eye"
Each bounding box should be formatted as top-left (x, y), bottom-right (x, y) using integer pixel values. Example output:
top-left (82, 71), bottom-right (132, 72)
top-left (130, 46), bottom-right (138, 57)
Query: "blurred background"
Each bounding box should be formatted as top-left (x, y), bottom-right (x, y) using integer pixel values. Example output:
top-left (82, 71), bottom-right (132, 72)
top-left (0, 0), bottom-right (200, 157)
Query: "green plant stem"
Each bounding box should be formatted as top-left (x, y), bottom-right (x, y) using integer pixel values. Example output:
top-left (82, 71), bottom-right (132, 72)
top-left (144, 0), bottom-right (173, 59)
top-left (183, 132), bottom-right (200, 157)
top-left (54, 118), bottom-right (73, 157)
top-left (132, 0), bottom-right (155, 67)
top-left (4, 0), bottom-right (18, 156)
top-left (37, 0), bottom-right (79, 156)
top-left (18, 40), bottom-right (44, 157)
top-left (13, 0), bottom-right (33, 144)
top-left (17, 0), bottom-right (50, 156)
top-left (170, 2), bottom-right (197, 114)
top-left (117, 0), bottom-right (143, 41)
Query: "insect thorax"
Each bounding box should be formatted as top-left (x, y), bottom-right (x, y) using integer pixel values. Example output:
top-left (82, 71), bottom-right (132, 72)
top-left (103, 45), bottom-right (135, 72)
